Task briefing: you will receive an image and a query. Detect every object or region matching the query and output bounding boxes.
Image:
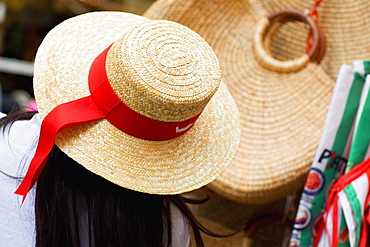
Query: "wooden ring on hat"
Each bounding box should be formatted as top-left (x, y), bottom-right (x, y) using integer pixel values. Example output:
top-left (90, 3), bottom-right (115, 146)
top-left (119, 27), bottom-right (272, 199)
top-left (263, 11), bottom-right (326, 64)
top-left (253, 9), bottom-right (321, 73)
top-left (313, 24), bottom-right (326, 64)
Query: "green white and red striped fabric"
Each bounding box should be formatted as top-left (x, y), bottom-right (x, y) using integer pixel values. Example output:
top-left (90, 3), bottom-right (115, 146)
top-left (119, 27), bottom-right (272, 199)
top-left (314, 62), bottom-right (370, 247)
top-left (314, 158), bottom-right (370, 247)
top-left (290, 61), bottom-right (370, 247)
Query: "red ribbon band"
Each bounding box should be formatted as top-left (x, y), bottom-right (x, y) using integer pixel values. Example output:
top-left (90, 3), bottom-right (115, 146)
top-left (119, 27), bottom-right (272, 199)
top-left (15, 45), bottom-right (201, 200)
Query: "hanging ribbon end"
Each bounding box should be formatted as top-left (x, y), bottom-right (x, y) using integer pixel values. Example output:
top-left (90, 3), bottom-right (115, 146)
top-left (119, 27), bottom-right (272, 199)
top-left (14, 189), bottom-right (27, 207)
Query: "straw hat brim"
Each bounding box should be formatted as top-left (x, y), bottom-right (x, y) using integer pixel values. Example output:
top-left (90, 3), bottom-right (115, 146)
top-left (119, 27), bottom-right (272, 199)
top-left (33, 11), bottom-right (241, 195)
top-left (144, 0), bottom-right (335, 203)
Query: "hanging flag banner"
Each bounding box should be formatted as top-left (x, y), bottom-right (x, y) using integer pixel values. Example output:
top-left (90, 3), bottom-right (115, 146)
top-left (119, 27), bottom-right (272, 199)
top-left (289, 62), bottom-right (365, 247)
top-left (314, 61), bottom-right (370, 247)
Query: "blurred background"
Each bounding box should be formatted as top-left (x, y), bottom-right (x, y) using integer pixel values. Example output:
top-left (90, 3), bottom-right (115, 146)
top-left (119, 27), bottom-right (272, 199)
top-left (0, 0), bottom-right (154, 113)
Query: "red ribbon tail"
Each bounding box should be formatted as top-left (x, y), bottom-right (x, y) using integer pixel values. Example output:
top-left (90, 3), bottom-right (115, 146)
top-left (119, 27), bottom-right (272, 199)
top-left (14, 96), bottom-right (105, 202)
top-left (332, 195), bottom-right (339, 247)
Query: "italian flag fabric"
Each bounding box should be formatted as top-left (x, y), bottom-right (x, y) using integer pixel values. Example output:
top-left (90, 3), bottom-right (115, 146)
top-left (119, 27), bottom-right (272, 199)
top-left (290, 62), bottom-right (368, 247)
top-left (313, 61), bottom-right (370, 247)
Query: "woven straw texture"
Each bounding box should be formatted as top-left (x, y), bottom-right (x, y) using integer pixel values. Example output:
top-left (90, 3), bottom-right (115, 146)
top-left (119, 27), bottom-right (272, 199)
top-left (106, 20), bottom-right (220, 122)
top-left (254, 0), bottom-right (370, 80)
top-left (144, 0), bottom-right (335, 204)
top-left (33, 12), bottom-right (240, 195)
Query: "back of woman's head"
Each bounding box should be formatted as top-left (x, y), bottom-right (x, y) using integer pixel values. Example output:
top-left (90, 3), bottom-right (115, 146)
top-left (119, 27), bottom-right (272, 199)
top-left (1, 110), bottom-right (235, 247)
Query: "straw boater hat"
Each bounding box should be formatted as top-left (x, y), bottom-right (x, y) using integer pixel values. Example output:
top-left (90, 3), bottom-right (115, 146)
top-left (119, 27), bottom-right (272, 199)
top-left (15, 11), bottom-right (241, 198)
top-left (256, 0), bottom-right (370, 80)
top-left (144, 0), bottom-right (335, 204)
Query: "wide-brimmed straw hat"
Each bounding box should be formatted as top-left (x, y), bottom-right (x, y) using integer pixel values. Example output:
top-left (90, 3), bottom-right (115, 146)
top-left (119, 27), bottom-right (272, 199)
top-left (256, 0), bottom-right (370, 80)
top-left (15, 11), bottom-right (241, 198)
top-left (144, 0), bottom-right (335, 204)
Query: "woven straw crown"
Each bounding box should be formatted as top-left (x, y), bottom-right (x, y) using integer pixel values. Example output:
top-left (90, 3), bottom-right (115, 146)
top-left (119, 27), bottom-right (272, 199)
top-left (32, 12), bottom-right (241, 195)
top-left (106, 20), bottom-right (220, 122)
